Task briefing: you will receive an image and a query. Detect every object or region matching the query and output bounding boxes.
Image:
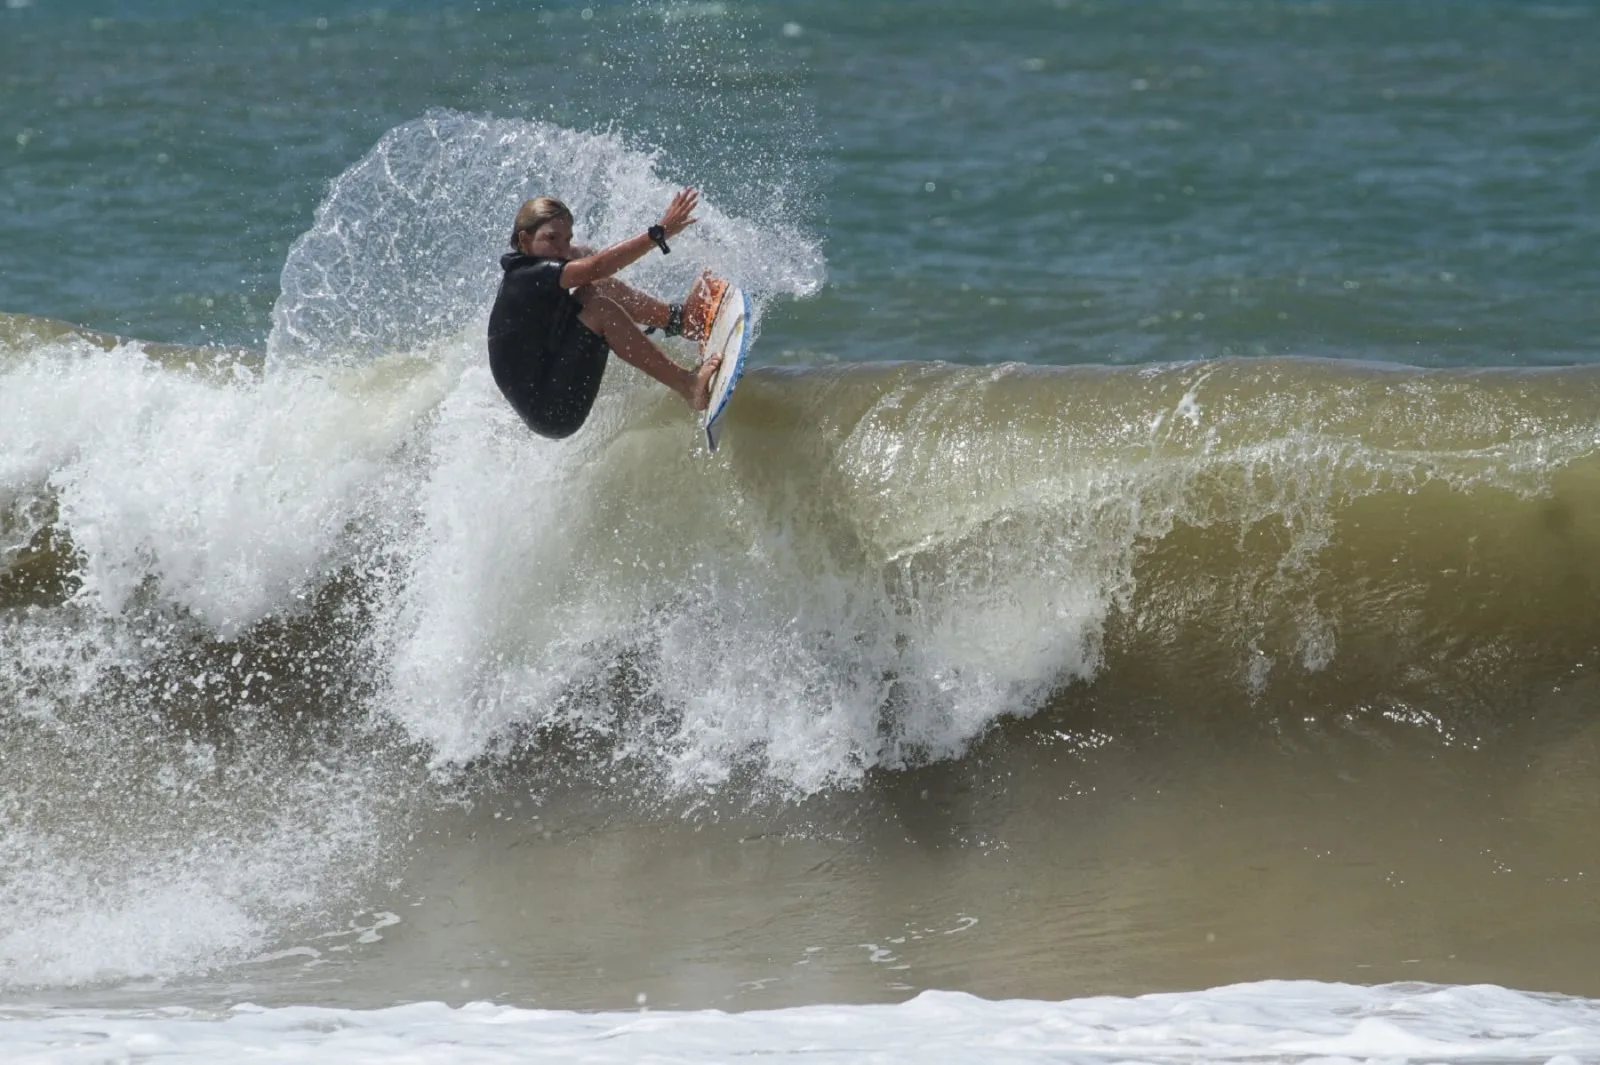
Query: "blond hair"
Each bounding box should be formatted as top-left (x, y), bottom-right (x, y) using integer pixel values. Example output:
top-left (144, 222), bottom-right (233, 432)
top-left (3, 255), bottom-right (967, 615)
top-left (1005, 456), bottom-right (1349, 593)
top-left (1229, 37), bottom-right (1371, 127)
top-left (509, 196), bottom-right (573, 249)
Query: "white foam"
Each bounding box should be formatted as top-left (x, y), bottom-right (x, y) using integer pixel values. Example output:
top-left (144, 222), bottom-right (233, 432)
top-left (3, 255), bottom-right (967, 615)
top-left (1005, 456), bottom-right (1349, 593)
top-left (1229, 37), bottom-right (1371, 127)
top-left (4, 982), bottom-right (1599, 1064)
top-left (0, 335), bottom-right (453, 634)
top-left (0, 745), bottom-right (397, 990)
top-left (0, 329), bottom-right (1139, 794)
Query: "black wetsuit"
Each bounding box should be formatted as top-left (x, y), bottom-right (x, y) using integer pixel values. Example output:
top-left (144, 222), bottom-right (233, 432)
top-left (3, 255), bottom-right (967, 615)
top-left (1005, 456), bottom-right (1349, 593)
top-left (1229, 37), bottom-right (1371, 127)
top-left (487, 252), bottom-right (611, 439)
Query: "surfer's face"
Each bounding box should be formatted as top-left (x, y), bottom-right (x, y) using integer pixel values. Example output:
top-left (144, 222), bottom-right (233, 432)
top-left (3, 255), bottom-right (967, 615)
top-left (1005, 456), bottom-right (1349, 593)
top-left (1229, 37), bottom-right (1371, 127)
top-left (523, 216), bottom-right (574, 259)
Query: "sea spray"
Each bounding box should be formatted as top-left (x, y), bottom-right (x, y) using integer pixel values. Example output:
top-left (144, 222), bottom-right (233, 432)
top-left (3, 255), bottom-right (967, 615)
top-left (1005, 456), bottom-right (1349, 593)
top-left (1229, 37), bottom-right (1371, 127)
top-left (268, 110), bottom-right (823, 365)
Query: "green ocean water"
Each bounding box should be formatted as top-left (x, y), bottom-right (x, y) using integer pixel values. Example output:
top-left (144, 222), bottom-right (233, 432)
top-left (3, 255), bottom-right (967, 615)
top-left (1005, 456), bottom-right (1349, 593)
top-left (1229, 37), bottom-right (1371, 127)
top-left (5, 0), bottom-right (1596, 364)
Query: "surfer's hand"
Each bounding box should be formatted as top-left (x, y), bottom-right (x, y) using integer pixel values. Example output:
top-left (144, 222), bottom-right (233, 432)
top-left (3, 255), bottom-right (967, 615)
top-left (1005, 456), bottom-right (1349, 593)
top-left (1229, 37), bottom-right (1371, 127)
top-left (659, 187), bottom-right (699, 238)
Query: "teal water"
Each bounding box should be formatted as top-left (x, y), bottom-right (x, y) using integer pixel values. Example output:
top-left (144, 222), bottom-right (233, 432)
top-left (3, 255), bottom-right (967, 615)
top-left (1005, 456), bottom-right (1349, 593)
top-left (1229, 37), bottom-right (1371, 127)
top-left (5, 0), bottom-right (1597, 363)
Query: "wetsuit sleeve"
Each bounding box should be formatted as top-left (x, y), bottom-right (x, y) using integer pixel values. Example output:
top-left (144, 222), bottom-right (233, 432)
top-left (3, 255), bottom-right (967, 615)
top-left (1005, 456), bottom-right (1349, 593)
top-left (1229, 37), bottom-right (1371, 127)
top-left (526, 257), bottom-right (568, 292)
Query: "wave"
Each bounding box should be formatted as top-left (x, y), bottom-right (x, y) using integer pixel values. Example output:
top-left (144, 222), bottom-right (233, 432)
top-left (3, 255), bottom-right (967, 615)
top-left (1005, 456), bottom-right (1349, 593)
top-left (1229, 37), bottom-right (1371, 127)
top-left (6, 316), bottom-right (1599, 790)
top-left (0, 109), bottom-right (840, 990)
top-left (7, 981), bottom-right (1600, 1063)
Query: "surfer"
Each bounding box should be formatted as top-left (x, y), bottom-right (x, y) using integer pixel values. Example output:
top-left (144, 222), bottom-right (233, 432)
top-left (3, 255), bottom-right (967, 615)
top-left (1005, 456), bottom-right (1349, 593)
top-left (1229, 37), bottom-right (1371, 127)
top-left (487, 188), bottom-right (723, 439)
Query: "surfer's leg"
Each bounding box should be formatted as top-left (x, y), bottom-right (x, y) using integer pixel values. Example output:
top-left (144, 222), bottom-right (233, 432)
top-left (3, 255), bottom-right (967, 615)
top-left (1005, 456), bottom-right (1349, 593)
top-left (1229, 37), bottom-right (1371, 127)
top-left (576, 294), bottom-right (720, 411)
top-left (589, 278), bottom-right (673, 330)
top-left (589, 274), bottom-right (724, 341)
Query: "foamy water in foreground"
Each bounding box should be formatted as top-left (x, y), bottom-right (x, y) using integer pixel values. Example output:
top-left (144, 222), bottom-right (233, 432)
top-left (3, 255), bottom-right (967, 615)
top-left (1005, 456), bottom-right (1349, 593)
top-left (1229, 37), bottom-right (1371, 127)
top-left (7, 982), bottom-right (1600, 1065)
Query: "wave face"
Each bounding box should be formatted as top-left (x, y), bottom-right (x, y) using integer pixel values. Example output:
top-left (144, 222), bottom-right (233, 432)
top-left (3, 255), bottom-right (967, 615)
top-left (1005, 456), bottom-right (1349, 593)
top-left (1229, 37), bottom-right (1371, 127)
top-left (8, 329), bottom-right (1600, 792)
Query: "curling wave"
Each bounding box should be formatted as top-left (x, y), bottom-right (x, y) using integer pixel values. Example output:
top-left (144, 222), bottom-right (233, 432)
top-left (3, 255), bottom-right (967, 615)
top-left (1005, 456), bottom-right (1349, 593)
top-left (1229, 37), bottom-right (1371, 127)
top-left (7, 319), bottom-right (1600, 791)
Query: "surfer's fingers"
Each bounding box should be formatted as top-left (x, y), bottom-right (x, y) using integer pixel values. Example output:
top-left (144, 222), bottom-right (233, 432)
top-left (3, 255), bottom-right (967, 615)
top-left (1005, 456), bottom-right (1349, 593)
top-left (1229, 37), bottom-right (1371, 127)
top-left (660, 191), bottom-right (698, 234)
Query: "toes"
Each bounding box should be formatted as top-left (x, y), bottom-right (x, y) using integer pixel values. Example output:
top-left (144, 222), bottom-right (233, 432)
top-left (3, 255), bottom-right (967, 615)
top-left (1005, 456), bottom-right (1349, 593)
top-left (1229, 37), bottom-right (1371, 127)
top-left (695, 357), bottom-right (722, 410)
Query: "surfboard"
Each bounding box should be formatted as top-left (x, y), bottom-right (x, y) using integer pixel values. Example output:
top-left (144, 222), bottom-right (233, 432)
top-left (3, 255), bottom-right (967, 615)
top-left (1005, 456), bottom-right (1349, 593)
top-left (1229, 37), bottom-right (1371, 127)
top-left (699, 283), bottom-right (751, 452)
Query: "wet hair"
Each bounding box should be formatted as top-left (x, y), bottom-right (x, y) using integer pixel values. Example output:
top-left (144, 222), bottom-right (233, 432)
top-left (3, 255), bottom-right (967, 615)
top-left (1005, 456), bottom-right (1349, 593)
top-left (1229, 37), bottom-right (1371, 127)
top-left (510, 196), bottom-right (574, 249)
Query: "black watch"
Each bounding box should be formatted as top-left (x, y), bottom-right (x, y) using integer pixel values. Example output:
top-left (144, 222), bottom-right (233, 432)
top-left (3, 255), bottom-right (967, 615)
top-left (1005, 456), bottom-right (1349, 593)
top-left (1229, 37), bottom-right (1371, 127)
top-left (647, 224), bottom-right (671, 254)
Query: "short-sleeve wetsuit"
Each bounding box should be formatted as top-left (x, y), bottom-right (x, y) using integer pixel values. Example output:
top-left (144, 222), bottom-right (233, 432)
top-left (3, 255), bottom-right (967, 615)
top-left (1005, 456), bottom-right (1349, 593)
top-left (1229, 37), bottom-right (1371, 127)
top-left (487, 252), bottom-right (611, 439)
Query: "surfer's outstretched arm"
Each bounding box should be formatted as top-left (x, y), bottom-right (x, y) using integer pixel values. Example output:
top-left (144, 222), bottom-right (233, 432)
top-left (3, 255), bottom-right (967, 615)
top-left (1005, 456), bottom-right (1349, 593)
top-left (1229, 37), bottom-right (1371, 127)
top-left (566, 245), bottom-right (671, 327)
top-left (557, 188), bottom-right (698, 289)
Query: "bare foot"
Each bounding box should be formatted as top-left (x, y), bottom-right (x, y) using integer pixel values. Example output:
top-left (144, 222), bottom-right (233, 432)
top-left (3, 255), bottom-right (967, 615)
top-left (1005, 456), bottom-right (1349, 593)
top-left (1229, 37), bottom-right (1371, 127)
top-left (688, 354), bottom-right (722, 412)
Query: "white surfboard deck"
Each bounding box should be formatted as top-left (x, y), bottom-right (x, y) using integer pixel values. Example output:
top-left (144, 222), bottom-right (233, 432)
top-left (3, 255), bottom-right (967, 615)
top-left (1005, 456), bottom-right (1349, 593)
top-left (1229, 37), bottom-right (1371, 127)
top-left (700, 284), bottom-right (751, 452)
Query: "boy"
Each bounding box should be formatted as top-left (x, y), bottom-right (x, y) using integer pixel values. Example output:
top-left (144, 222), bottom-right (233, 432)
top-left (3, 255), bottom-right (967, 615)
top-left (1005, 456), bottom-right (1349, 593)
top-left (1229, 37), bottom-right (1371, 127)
top-left (487, 187), bottom-right (723, 439)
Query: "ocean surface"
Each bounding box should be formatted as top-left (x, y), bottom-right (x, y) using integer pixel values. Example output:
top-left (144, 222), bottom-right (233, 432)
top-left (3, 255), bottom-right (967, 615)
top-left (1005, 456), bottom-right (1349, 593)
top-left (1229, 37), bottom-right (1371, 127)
top-left (4, 1), bottom-right (1600, 1061)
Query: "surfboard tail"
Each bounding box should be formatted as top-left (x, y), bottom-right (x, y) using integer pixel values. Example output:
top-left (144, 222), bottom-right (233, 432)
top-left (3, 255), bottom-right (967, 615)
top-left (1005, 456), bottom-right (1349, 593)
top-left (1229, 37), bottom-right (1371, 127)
top-left (683, 274), bottom-right (730, 354)
top-left (699, 285), bottom-right (750, 454)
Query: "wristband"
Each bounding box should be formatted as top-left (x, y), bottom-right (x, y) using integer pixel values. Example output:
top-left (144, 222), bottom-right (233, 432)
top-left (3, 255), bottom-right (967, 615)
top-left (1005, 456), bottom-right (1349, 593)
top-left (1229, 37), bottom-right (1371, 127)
top-left (647, 225), bottom-right (671, 254)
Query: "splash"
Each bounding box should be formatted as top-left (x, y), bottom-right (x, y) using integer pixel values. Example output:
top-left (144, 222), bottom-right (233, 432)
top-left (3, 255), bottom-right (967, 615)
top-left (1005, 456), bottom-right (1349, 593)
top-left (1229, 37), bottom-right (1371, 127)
top-left (268, 110), bottom-right (824, 365)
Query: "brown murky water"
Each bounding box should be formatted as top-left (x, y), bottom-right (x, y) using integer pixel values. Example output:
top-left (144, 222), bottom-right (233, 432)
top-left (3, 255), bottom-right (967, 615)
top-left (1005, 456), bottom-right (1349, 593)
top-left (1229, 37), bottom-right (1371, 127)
top-left (55, 684), bottom-right (1585, 1015)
